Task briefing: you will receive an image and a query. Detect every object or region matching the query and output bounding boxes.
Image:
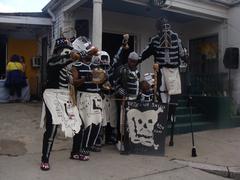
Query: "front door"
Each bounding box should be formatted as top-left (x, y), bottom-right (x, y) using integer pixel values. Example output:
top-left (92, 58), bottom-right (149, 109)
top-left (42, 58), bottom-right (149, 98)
top-left (188, 35), bottom-right (219, 95)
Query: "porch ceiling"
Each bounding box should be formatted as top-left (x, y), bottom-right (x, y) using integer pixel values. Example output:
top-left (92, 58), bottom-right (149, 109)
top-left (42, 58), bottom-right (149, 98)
top-left (82, 0), bottom-right (198, 23)
top-left (82, 0), bottom-right (225, 23)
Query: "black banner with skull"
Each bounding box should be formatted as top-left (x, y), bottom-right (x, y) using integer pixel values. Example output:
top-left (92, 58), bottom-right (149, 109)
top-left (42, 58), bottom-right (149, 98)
top-left (125, 101), bottom-right (168, 155)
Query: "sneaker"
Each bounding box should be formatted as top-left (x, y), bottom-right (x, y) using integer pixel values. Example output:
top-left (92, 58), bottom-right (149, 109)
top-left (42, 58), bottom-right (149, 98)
top-left (70, 153), bottom-right (89, 161)
top-left (116, 141), bottom-right (124, 151)
top-left (40, 162), bottom-right (50, 171)
top-left (80, 149), bottom-right (90, 156)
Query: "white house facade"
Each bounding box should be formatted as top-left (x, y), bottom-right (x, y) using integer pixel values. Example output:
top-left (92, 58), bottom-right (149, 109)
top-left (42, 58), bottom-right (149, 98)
top-left (42, 0), bottom-right (240, 112)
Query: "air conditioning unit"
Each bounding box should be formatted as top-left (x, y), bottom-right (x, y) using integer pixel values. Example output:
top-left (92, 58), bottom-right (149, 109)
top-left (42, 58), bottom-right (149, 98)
top-left (31, 56), bottom-right (41, 68)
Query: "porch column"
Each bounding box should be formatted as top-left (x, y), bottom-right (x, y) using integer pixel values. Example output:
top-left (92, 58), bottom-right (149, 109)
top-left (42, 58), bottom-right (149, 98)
top-left (92, 0), bottom-right (102, 50)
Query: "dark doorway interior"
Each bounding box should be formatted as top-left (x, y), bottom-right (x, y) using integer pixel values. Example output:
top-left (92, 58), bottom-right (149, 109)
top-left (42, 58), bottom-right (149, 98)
top-left (102, 32), bottom-right (134, 63)
top-left (189, 35), bottom-right (218, 75)
top-left (188, 35), bottom-right (223, 95)
top-left (75, 20), bottom-right (89, 38)
top-left (0, 36), bottom-right (7, 79)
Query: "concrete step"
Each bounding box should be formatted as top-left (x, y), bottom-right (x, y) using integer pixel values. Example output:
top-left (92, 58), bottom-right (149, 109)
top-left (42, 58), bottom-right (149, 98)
top-left (175, 113), bottom-right (206, 124)
top-left (231, 115), bottom-right (240, 126)
top-left (176, 106), bottom-right (199, 115)
top-left (177, 99), bottom-right (188, 106)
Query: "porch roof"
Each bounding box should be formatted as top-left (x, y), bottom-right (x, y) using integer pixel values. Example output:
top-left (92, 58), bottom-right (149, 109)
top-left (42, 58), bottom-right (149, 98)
top-left (43, 0), bottom-right (229, 22)
top-left (0, 12), bottom-right (52, 26)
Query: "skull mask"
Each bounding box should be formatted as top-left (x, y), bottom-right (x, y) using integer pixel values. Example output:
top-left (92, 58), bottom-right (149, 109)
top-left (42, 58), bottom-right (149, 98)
top-left (92, 51), bottom-right (111, 71)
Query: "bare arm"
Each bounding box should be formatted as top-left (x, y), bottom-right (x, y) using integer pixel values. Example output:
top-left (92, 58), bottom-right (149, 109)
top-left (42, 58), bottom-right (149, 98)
top-left (71, 66), bottom-right (85, 87)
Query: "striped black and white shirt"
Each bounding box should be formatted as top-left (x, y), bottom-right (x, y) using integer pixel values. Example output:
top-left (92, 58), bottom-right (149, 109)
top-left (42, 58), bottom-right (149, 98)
top-left (141, 30), bottom-right (184, 68)
top-left (73, 62), bottom-right (101, 93)
top-left (115, 64), bottom-right (140, 98)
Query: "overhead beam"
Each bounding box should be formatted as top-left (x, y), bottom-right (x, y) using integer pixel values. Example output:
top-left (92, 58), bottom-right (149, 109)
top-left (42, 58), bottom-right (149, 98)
top-left (62, 0), bottom-right (88, 12)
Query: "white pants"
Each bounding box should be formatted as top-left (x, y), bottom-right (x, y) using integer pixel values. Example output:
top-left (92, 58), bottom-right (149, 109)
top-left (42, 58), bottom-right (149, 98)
top-left (159, 67), bottom-right (181, 103)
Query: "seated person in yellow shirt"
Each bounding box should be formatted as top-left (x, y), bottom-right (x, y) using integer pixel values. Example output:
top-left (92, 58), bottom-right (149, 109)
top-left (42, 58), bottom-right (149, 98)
top-left (5, 54), bottom-right (26, 102)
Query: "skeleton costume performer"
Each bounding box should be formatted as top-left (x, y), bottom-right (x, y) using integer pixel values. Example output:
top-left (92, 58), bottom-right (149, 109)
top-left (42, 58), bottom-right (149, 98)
top-left (140, 17), bottom-right (185, 123)
top-left (71, 36), bottom-right (103, 159)
top-left (115, 52), bottom-right (140, 100)
top-left (93, 51), bottom-right (118, 145)
top-left (114, 52), bottom-right (140, 152)
top-left (40, 37), bottom-right (87, 171)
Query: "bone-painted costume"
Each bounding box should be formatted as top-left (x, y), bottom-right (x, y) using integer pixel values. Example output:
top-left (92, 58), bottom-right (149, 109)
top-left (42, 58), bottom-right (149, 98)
top-left (40, 38), bottom-right (83, 169)
top-left (92, 51), bottom-right (117, 128)
top-left (113, 51), bottom-right (140, 152)
top-left (92, 51), bottom-right (118, 145)
top-left (140, 19), bottom-right (185, 145)
top-left (72, 60), bottom-right (103, 155)
top-left (140, 28), bottom-right (184, 102)
top-left (114, 63), bottom-right (140, 100)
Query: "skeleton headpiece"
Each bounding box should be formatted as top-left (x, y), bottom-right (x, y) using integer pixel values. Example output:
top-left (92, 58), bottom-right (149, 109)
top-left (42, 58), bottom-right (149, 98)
top-left (53, 37), bottom-right (73, 54)
top-left (92, 51), bottom-right (111, 70)
top-left (156, 17), bottom-right (170, 31)
top-left (156, 17), bottom-right (172, 48)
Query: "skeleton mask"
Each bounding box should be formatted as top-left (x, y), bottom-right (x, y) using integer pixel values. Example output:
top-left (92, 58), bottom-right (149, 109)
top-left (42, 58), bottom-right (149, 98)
top-left (92, 51), bottom-right (111, 71)
top-left (127, 107), bottom-right (163, 147)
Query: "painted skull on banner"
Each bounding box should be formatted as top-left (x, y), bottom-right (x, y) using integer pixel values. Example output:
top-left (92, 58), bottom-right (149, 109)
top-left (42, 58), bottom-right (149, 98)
top-left (127, 107), bottom-right (163, 148)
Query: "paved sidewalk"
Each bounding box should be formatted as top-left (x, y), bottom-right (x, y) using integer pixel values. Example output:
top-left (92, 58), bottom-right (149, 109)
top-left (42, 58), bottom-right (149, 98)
top-left (0, 102), bottom-right (239, 180)
top-left (164, 126), bottom-right (240, 179)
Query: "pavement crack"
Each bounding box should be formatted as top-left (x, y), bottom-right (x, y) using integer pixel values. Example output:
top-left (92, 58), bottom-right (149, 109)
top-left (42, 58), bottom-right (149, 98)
top-left (0, 154), bottom-right (19, 157)
top-left (122, 165), bottom-right (188, 180)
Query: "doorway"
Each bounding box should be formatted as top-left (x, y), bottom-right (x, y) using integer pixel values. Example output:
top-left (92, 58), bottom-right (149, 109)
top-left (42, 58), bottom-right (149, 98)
top-left (102, 32), bottom-right (135, 63)
top-left (189, 35), bottom-right (218, 75)
top-left (0, 36), bottom-right (7, 79)
top-left (189, 35), bottom-right (220, 95)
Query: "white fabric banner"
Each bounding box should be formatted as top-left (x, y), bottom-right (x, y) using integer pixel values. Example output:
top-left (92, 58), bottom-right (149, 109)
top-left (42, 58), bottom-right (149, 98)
top-left (40, 89), bottom-right (82, 137)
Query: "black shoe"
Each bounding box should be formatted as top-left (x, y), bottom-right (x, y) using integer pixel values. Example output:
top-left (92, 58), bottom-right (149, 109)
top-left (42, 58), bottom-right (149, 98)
top-left (105, 136), bottom-right (117, 145)
top-left (89, 146), bottom-right (101, 152)
top-left (120, 150), bottom-right (129, 155)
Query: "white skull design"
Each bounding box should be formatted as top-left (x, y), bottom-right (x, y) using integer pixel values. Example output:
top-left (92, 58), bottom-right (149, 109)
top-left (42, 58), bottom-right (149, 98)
top-left (127, 107), bottom-right (163, 147)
